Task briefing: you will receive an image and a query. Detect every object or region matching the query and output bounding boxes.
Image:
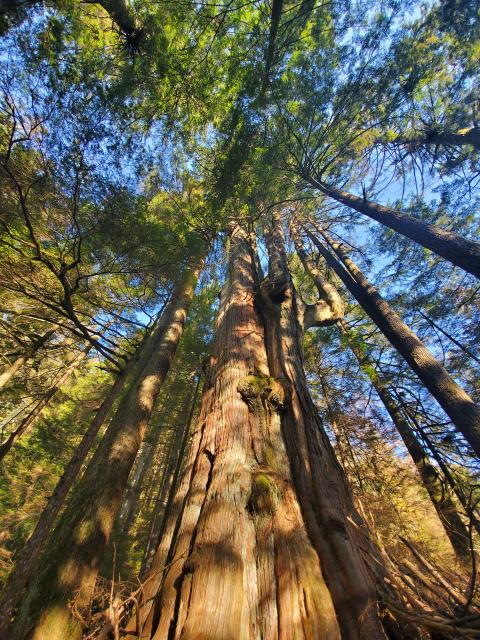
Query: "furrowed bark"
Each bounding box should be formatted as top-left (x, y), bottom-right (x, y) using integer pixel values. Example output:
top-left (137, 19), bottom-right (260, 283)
top-left (307, 227), bottom-right (480, 457)
top-left (262, 213), bottom-right (387, 638)
top-left (307, 175), bottom-right (480, 278)
top-left (341, 323), bottom-right (471, 561)
top-left (123, 222), bottom-right (344, 640)
top-left (8, 264), bottom-right (201, 640)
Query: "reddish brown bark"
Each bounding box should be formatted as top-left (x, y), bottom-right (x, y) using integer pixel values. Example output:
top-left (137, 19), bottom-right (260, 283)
top-left (123, 221), bottom-right (389, 640)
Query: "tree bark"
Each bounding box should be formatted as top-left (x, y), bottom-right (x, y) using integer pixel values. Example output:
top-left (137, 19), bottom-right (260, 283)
top-left (341, 323), bottom-right (471, 561)
top-left (8, 264), bottom-right (201, 640)
top-left (306, 227), bottom-right (480, 457)
top-left (123, 220), bottom-right (390, 640)
top-left (263, 213), bottom-right (387, 638)
top-left (306, 176), bottom-right (480, 278)
top-left (0, 357), bottom-right (131, 636)
top-left (139, 372), bottom-right (201, 579)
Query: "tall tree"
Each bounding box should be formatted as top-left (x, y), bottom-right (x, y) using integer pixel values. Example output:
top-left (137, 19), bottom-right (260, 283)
top-left (304, 224), bottom-right (480, 458)
top-left (8, 259), bottom-right (203, 640)
top-left (122, 219), bottom-right (392, 640)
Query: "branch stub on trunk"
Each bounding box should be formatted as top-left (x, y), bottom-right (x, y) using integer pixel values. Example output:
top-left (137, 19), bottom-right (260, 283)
top-left (237, 374), bottom-right (290, 412)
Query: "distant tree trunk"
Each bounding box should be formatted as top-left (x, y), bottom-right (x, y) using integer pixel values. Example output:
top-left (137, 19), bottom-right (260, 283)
top-left (0, 345), bottom-right (91, 461)
top-left (123, 221), bottom-right (389, 640)
top-left (140, 371), bottom-right (201, 579)
top-left (0, 356), bottom-right (132, 636)
top-left (393, 126), bottom-right (480, 150)
top-left (306, 176), bottom-right (480, 278)
top-left (0, 329), bottom-right (54, 390)
top-left (307, 226), bottom-right (480, 457)
top-left (341, 324), bottom-right (471, 561)
top-left (392, 391), bottom-right (480, 538)
top-left (8, 264), bottom-right (202, 640)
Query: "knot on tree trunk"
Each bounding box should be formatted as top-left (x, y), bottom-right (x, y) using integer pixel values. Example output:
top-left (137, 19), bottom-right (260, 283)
top-left (261, 274), bottom-right (289, 304)
top-left (237, 374), bottom-right (290, 412)
top-left (248, 472), bottom-right (277, 516)
top-left (304, 297), bottom-right (344, 329)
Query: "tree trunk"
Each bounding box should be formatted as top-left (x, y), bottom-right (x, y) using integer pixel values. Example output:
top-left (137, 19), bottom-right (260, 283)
top-left (140, 372), bottom-right (201, 579)
top-left (8, 264), bottom-right (201, 640)
top-left (393, 126), bottom-right (480, 150)
top-left (0, 358), bottom-right (130, 636)
top-left (306, 176), bottom-right (480, 278)
top-left (392, 391), bottom-right (480, 538)
top-left (0, 329), bottom-right (54, 390)
top-left (123, 221), bottom-right (388, 640)
top-left (307, 227), bottom-right (480, 457)
top-left (0, 345), bottom-right (91, 461)
top-left (341, 324), bottom-right (471, 561)
top-left (94, 0), bottom-right (139, 37)
top-left (263, 213), bottom-right (387, 638)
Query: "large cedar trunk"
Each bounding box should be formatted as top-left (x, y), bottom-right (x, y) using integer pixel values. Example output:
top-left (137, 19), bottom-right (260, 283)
top-left (8, 265), bottom-right (201, 640)
top-left (124, 221), bottom-right (387, 639)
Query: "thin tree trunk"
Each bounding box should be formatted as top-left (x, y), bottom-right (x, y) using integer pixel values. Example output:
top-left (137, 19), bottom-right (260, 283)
top-left (123, 221), bottom-right (392, 640)
top-left (139, 371), bottom-right (201, 579)
top-left (0, 357), bottom-right (132, 636)
top-left (8, 264), bottom-right (201, 640)
top-left (0, 345), bottom-right (91, 461)
top-left (341, 323), bottom-right (471, 560)
top-left (393, 126), bottom-right (480, 150)
top-left (0, 329), bottom-right (54, 390)
top-left (307, 226), bottom-right (480, 457)
top-left (317, 371), bottom-right (365, 490)
top-left (392, 390), bottom-right (480, 537)
top-left (417, 310), bottom-right (480, 365)
top-left (306, 175), bottom-right (480, 278)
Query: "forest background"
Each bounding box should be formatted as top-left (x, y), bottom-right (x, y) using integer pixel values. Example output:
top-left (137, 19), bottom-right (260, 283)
top-left (0, 0), bottom-right (479, 638)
